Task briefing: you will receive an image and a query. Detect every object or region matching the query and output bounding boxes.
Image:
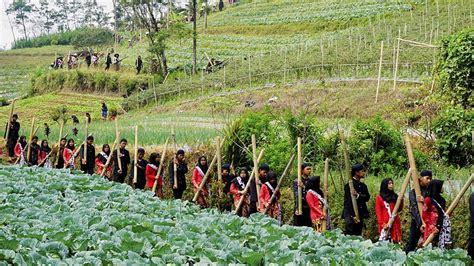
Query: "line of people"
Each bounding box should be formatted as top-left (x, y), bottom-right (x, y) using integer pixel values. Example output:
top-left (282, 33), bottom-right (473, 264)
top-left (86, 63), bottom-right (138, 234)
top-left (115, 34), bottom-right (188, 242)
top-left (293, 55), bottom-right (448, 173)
top-left (4, 116), bottom-right (473, 257)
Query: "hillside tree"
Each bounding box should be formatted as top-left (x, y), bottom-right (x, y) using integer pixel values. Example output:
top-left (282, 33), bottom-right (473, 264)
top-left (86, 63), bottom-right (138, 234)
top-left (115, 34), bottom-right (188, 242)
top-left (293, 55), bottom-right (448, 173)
top-left (36, 0), bottom-right (56, 35)
top-left (6, 0), bottom-right (35, 40)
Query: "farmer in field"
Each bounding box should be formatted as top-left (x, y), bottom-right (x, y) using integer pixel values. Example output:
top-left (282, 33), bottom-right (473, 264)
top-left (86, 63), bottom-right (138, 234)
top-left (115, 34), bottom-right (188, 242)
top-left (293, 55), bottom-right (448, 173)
top-left (4, 113), bottom-right (20, 161)
top-left (101, 102), bottom-right (108, 120)
top-left (112, 139), bottom-right (131, 183)
top-left (135, 55), bottom-right (143, 74)
top-left (113, 54), bottom-right (121, 71)
top-left (169, 149), bottom-right (188, 199)
top-left (230, 167), bottom-right (251, 217)
top-left (293, 163), bottom-right (312, 227)
top-left (55, 138), bottom-right (67, 169)
top-left (221, 163), bottom-right (234, 212)
top-left (259, 171), bottom-right (282, 224)
top-left (405, 170), bottom-right (432, 253)
top-left (249, 163), bottom-right (269, 213)
top-left (85, 52), bottom-right (92, 68)
top-left (38, 140), bottom-right (52, 168)
top-left (343, 164), bottom-right (370, 236)
top-left (95, 144), bottom-right (112, 178)
top-left (422, 179), bottom-right (451, 249)
top-left (28, 136), bottom-right (40, 166)
top-left (375, 178), bottom-right (402, 243)
top-left (63, 139), bottom-right (76, 169)
top-left (132, 148), bottom-right (148, 189)
top-left (192, 156), bottom-right (210, 208)
top-left (146, 152), bottom-right (164, 197)
top-left (105, 53), bottom-right (112, 71)
top-left (14, 135), bottom-right (27, 166)
top-left (91, 53), bottom-right (99, 67)
top-left (79, 136), bottom-right (96, 175)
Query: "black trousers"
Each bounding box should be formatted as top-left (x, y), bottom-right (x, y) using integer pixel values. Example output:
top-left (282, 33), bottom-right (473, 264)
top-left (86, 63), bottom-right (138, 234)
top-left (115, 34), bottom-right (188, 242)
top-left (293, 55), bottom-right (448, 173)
top-left (294, 207), bottom-right (312, 227)
top-left (468, 239), bottom-right (474, 260)
top-left (81, 165), bottom-right (94, 175)
top-left (345, 218), bottom-right (364, 236)
top-left (173, 188), bottom-right (185, 199)
top-left (249, 201), bottom-right (258, 215)
top-left (405, 220), bottom-right (422, 253)
top-left (7, 139), bottom-right (15, 157)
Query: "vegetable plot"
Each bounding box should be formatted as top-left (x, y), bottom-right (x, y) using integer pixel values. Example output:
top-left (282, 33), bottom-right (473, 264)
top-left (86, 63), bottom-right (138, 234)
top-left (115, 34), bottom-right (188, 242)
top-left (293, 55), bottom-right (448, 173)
top-left (0, 166), bottom-right (470, 265)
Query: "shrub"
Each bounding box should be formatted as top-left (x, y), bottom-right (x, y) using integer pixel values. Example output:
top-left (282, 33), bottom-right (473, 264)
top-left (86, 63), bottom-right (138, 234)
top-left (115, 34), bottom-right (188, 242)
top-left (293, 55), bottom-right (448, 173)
top-left (70, 28), bottom-right (114, 49)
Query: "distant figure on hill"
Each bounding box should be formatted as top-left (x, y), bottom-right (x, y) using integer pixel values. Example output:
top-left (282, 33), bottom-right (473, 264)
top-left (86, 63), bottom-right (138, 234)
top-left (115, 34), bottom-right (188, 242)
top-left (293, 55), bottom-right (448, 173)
top-left (85, 52), bottom-right (92, 68)
top-left (4, 113), bottom-right (20, 161)
top-left (52, 57), bottom-right (63, 69)
top-left (101, 102), bottom-right (108, 120)
top-left (135, 55), bottom-right (143, 74)
top-left (85, 112), bottom-right (91, 124)
top-left (113, 54), bottom-right (121, 71)
top-left (91, 53), bottom-right (99, 67)
top-left (105, 53), bottom-right (112, 71)
top-left (219, 0), bottom-right (224, 11)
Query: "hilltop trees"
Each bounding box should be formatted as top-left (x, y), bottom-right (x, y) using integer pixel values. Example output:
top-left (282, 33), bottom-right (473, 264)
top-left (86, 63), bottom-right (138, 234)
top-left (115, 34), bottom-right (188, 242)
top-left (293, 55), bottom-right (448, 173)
top-left (6, 0), bottom-right (34, 40)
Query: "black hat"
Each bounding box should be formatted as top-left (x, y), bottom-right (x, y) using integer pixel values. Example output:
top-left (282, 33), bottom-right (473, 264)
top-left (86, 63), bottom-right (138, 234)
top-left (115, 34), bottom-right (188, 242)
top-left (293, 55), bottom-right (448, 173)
top-left (259, 163), bottom-right (270, 171)
top-left (177, 149), bottom-right (185, 155)
top-left (222, 163), bottom-right (231, 170)
top-left (351, 164), bottom-right (364, 176)
top-left (137, 148), bottom-right (145, 154)
top-left (301, 163), bottom-right (311, 170)
top-left (420, 170), bottom-right (432, 177)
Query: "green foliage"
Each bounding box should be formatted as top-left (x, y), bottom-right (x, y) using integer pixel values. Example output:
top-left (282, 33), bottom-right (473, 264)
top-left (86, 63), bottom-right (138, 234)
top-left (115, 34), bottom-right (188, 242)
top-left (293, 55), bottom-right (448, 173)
top-left (0, 166), bottom-right (469, 264)
top-left (70, 28), bottom-right (114, 49)
top-left (50, 106), bottom-right (68, 124)
top-left (433, 106), bottom-right (474, 167)
top-left (347, 115), bottom-right (406, 175)
top-left (436, 28), bottom-right (474, 109)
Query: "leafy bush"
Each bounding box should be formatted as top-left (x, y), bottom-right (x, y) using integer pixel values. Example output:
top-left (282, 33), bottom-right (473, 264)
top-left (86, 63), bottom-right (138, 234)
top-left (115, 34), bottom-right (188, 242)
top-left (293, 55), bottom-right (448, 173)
top-left (70, 28), bottom-right (114, 49)
top-left (436, 28), bottom-right (474, 109)
top-left (433, 106), bottom-right (474, 166)
top-left (0, 166), bottom-right (469, 264)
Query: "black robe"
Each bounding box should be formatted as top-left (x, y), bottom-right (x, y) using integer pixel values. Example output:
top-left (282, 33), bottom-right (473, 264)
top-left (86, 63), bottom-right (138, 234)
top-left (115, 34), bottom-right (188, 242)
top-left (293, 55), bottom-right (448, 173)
top-left (112, 148), bottom-right (131, 183)
top-left (168, 160), bottom-right (188, 190)
top-left (5, 121), bottom-right (20, 157)
top-left (343, 178), bottom-right (370, 235)
top-left (79, 143), bottom-right (96, 174)
top-left (29, 143), bottom-right (40, 166)
top-left (131, 159), bottom-right (148, 189)
top-left (56, 147), bottom-right (65, 169)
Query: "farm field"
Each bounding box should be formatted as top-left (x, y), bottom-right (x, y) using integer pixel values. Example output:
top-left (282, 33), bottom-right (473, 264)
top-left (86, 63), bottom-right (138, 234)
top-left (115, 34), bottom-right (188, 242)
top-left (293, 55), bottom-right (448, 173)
top-left (0, 166), bottom-right (470, 264)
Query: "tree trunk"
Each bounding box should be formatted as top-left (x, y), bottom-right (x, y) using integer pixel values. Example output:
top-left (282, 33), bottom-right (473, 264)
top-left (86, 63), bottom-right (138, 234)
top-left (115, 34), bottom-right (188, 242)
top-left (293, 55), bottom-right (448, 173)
top-left (192, 0), bottom-right (197, 75)
top-left (21, 16), bottom-right (27, 40)
top-left (161, 51), bottom-right (168, 76)
top-left (204, 0), bottom-right (208, 33)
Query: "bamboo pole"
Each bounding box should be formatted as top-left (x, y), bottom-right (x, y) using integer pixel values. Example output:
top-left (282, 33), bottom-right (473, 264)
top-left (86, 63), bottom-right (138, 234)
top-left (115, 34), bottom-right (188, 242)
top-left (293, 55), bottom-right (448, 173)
top-left (54, 121), bottom-right (65, 167)
top-left (423, 174), bottom-right (474, 247)
top-left (297, 137), bottom-right (303, 215)
top-left (83, 116), bottom-right (88, 164)
top-left (264, 154), bottom-right (295, 214)
top-left (152, 137), bottom-right (170, 193)
top-left (321, 158), bottom-right (330, 231)
top-left (340, 131), bottom-right (360, 222)
top-left (172, 127), bottom-right (178, 188)
top-left (101, 137), bottom-right (119, 177)
top-left (404, 134), bottom-right (424, 220)
top-left (192, 137), bottom-right (226, 202)
top-left (375, 41), bottom-right (384, 103)
top-left (115, 119), bottom-right (122, 173)
top-left (233, 149), bottom-right (265, 215)
top-left (133, 125), bottom-right (138, 184)
top-left (26, 117), bottom-right (36, 163)
top-left (216, 136), bottom-right (223, 198)
top-left (252, 135), bottom-right (261, 205)
top-left (4, 99), bottom-right (15, 144)
top-left (380, 168), bottom-right (412, 240)
top-left (392, 38), bottom-right (401, 91)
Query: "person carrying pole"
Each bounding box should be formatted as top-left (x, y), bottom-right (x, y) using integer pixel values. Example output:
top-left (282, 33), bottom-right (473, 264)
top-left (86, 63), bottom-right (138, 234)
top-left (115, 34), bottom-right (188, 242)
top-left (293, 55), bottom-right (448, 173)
top-left (146, 152), bottom-right (164, 196)
top-left (112, 139), bottom-right (131, 183)
top-left (132, 148), bottom-right (148, 189)
top-left (259, 171), bottom-right (281, 223)
top-left (80, 136), bottom-right (95, 175)
top-left (293, 163), bottom-right (312, 227)
top-left (192, 156), bottom-right (210, 208)
top-left (375, 178), bottom-right (403, 243)
top-left (343, 164), bottom-right (370, 236)
top-left (306, 176), bottom-right (330, 232)
top-left (169, 149), bottom-right (188, 199)
top-left (230, 167), bottom-right (251, 217)
top-left (4, 112), bottom-right (20, 161)
top-left (96, 144), bottom-right (112, 178)
top-left (14, 136), bottom-right (27, 166)
top-left (28, 136), bottom-right (40, 166)
top-left (422, 180), bottom-right (452, 249)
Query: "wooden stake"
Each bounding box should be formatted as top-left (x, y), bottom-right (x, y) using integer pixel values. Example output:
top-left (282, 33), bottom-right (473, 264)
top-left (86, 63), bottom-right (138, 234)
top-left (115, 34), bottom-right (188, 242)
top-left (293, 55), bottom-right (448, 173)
top-left (192, 137), bottom-right (226, 202)
top-left (264, 154), bottom-right (295, 214)
top-left (393, 38), bottom-right (401, 91)
top-left (340, 131), bottom-right (360, 222)
top-left (297, 137), bottom-right (303, 215)
top-left (4, 99), bottom-right (15, 144)
top-left (423, 174), bottom-right (474, 247)
top-left (26, 117), bottom-right (36, 163)
top-left (252, 135), bottom-right (261, 205)
top-left (83, 116), bottom-right (88, 164)
top-left (216, 136), bottom-right (223, 198)
top-left (54, 121), bottom-right (65, 167)
top-left (172, 127), bottom-right (178, 188)
top-left (404, 134), bottom-right (423, 221)
top-left (233, 149), bottom-right (265, 215)
top-left (133, 125), bottom-right (138, 184)
top-left (115, 119), bottom-right (122, 173)
top-left (375, 41), bottom-right (384, 103)
top-left (321, 158), bottom-right (330, 231)
top-left (152, 137), bottom-right (169, 193)
top-left (101, 137), bottom-right (118, 177)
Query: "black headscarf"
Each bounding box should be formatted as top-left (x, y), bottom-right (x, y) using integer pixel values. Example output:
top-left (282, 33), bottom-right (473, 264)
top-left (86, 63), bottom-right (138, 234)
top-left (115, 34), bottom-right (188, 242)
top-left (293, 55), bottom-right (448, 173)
top-left (102, 144), bottom-right (111, 155)
top-left (67, 139), bottom-right (75, 150)
top-left (149, 153), bottom-right (160, 167)
top-left (19, 136), bottom-right (27, 147)
top-left (428, 179), bottom-right (446, 209)
top-left (40, 140), bottom-right (51, 153)
top-left (306, 176), bottom-right (323, 196)
top-left (239, 167), bottom-right (249, 181)
top-left (197, 156), bottom-right (208, 174)
top-left (379, 178), bottom-right (397, 203)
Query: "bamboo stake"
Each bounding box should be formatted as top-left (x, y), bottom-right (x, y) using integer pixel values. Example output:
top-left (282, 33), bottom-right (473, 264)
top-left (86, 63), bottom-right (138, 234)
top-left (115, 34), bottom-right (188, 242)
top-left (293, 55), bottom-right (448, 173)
top-left (192, 137), bottom-right (226, 202)
top-left (115, 119), bottom-right (122, 173)
top-left (133, 125), bottom-right (138, 184)
top-left (375, 41), bottom-right (384, 103)
top-left (233, 149), bottom-right (265, 215)
top-left (152, 137), bottom-right (170, 193)
top-left (54, 121), bottom-right (65, 167)
top-left (26, 117), bottom-right (36, 163)
top-left (340, 131), bottom-right (360, 222)
top-left (380, 168), bottom-right (412, 240)
top-left (423, 174), bottom-right (474, 247)
top-left (297, 137), bottom-right (303, 215)
top-left (321, 158), bottom-right (330, 231)
top-left (404, 134), bottom-right (424, 221)
top-left (172, 127), bottom-right (178, 188)
top-left (83, 116), bottom-right (88, 164)
top-left (392, 38), bottom-right (401, 91)
top-left (101, 137), bottom-right (119, 177)
top-left (4, 99), bottom-right (15, 144)
top-left (252, 135), bottom-right (261, 205)
top-left (264, 154), bottom-right (295, 214)
top-left (216, 136), bottom-right (223, 198)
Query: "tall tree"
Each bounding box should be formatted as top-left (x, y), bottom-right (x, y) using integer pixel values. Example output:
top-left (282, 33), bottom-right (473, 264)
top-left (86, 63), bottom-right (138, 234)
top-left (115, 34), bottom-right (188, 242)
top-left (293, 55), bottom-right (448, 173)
top-left (36, 0), bottom-right (55, 35)
top-left (6, 0), bottom-right (35, 40)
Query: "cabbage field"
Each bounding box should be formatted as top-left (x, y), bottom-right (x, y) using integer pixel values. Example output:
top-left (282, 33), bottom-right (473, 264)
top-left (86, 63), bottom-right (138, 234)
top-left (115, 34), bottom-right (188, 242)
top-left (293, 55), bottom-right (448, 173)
top-left (0, 166), bottom-right (470, 265)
